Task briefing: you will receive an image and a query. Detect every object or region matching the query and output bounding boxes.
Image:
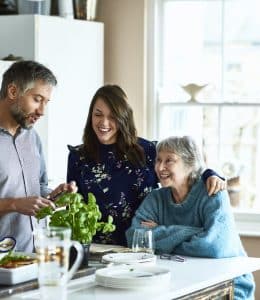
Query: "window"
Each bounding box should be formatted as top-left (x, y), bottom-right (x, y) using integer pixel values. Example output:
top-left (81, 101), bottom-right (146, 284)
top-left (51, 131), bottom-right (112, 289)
top-left (149, 0), bottom-right (260, 212)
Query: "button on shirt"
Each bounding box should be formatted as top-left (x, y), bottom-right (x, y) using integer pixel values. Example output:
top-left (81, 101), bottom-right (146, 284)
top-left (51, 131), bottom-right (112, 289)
top-left (0, 127), bottom-right (50, 252)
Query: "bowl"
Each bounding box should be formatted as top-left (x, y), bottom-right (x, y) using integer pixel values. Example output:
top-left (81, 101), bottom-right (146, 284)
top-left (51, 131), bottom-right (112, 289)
top-left (0, 237), bottom-right (16, 260)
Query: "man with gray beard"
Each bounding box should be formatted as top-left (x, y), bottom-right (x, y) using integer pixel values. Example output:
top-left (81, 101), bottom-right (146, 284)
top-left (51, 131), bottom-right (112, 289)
top-left (0, 60), bottom-right (76, 252)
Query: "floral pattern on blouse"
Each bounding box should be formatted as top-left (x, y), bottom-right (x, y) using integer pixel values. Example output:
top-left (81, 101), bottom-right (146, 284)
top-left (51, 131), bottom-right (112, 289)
top-left (67, 138), bottom-right (158, 246)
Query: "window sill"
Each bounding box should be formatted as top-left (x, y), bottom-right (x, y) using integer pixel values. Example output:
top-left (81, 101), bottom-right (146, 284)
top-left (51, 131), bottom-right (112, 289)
top-left (234, 209), bottom-right (260, 237)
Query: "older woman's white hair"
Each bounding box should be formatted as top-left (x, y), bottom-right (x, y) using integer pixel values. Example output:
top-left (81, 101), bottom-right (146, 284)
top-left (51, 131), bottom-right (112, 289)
top-left (156, 136), bottom-right (205, 188)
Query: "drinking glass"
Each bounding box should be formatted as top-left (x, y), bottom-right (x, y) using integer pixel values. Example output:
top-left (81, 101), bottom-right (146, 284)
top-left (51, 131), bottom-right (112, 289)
top-left (132, 228), bottom-right (154, 254)
top-left (73, 0), bottom-right (98, 20)
top-left (34, 227), bottom-right (83, 300)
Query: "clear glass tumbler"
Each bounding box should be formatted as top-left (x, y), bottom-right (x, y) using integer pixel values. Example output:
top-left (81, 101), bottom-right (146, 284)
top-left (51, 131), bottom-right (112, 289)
top-left (132, 228), bottom-right (154, 254)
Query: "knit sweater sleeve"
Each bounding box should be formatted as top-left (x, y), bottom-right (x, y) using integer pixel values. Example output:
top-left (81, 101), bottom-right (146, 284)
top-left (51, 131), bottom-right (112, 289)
top-left (174, 190), bottom-right (243, 258)
top-left (125, 191), bottom-right (203, 253)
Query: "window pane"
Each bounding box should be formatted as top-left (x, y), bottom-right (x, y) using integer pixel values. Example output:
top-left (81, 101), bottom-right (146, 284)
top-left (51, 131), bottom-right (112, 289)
top-left (224, 0), bottom-right (260, 101)
top-left (160, 0), bottom-right (222, 102)
top-left (204, 106), bottom-right (260, 209)
top-left (159, 0), bottom-right (260, 103)
top-left (158, 105), bottom-right (203, 143)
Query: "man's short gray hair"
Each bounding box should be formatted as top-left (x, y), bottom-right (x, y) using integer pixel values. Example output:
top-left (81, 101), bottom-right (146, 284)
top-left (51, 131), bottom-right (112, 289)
top-left (0, 60), bottom-right (57, 99)
top-left (156, 136), bottom-right (205, 187)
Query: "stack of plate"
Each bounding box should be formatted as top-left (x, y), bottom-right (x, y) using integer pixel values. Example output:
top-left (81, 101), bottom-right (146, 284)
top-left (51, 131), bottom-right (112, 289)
top-left (101, 252), bottom-right (156, 265)
top-left (95, 264), bottom-right (171, 289)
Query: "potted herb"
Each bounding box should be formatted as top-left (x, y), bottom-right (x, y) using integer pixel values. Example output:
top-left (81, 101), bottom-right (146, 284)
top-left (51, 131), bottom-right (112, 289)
top-left (36, 192), bottom-right (115, 267)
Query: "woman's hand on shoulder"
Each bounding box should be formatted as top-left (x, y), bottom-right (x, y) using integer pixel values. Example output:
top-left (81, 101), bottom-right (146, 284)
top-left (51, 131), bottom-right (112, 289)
top-left (206, 176), bottom-right (226, 196)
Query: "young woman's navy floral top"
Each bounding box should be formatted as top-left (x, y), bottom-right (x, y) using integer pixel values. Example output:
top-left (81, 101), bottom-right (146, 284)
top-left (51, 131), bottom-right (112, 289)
top-left (67, 138), bottom-right (158, 246)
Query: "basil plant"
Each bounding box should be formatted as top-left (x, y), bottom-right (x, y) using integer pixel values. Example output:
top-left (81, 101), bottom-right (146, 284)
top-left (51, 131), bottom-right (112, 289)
top-left (36, 192), bottom-right (116, 244)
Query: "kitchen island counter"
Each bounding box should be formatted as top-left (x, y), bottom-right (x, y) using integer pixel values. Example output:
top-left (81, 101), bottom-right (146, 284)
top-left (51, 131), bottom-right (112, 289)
top-left (1, 256), bottom-right (260, 299)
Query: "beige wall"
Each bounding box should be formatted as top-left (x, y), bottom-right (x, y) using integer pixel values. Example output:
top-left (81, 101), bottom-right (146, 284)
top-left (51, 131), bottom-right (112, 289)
top-left (241, 236), bottom-right (260, 298)
top-left (97, 0), bottom-right (147, 137)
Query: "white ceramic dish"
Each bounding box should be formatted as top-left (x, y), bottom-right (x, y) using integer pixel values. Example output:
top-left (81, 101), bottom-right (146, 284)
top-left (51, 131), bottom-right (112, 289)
top-left (0, 252), bottom-right (8, 260)
top-left (95, 264), bottom-right (171, 289)
top-left (0, 253), bottom-right (37, 285)
top-left (101, 252), bottom-right (156, 265)
top-left (0, 236), bottom-right (16, 260)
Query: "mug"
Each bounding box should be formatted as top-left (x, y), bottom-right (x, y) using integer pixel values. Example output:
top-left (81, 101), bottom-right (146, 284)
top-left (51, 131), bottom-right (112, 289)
top-left (34, 227), bottom-right (83, 300)
top-left (132, 228), bottom-right (154, 254)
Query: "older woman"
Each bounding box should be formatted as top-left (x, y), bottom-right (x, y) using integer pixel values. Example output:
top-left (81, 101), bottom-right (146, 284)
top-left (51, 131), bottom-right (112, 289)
top-left (67, 85), bottom-right (225, 246)
top-left (126, 136), bottom-right (254, 299)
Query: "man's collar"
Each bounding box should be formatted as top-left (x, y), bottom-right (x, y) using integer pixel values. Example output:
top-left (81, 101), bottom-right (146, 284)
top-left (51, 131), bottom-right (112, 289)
top-left (0, 125), bottom-right (25, 136)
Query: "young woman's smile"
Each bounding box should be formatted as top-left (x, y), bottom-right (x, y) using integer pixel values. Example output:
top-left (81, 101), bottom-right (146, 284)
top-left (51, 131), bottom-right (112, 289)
top-left (92, 98), bottom-right (118, 144)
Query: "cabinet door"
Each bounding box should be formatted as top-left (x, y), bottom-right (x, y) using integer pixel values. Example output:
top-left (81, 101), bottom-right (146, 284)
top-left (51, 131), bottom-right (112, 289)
top-left (0, 16), bottom-right (104, 186)
top-left (175, 280), bottom-right (234, 300)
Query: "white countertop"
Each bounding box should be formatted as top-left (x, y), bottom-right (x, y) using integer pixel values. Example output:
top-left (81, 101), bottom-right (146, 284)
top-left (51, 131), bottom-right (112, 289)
top-left (3, 256), bottom-right (260, 300)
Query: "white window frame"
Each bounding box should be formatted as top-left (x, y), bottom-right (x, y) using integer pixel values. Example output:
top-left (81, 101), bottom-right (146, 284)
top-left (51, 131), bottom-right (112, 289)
top-left (145, 0), bottom-right (260, 236)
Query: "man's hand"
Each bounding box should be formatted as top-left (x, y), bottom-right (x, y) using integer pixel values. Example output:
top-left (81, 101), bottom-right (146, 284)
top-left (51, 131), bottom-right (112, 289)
top-left (206, 176), bottom-right (226, 196)
top-left (12, 196), bottom-right (55, 216)
top-left (47, 181), bottom-right (78, 201)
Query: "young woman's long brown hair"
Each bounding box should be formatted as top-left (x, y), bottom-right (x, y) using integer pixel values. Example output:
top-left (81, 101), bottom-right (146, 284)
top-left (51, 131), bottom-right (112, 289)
top-left (82, 85), bottom-right (145, 166)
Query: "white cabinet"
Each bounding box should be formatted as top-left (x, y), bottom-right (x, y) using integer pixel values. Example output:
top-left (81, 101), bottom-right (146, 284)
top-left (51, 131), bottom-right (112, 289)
top-left (0, 15), bottom-right (104, 186)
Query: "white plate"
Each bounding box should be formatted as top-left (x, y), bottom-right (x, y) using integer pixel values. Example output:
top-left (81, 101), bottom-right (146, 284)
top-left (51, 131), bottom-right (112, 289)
top-left (102, 252), bottom-right (156, 265)
top-left (95, 264), bottom-right (171, 289)
top-left (0, 253), bottom-right (37, 285)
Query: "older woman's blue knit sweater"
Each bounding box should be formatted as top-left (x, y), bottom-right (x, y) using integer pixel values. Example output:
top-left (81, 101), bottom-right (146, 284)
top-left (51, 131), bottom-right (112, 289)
top-left (126, 179), bottom-right (255, 300)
